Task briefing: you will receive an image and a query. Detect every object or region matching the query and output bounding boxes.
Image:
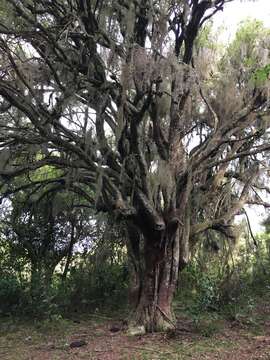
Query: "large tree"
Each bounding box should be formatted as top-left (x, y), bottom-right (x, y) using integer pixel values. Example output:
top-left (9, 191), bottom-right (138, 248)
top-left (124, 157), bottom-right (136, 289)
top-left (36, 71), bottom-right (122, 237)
top-left (0, 0), bottom-right (270, 331)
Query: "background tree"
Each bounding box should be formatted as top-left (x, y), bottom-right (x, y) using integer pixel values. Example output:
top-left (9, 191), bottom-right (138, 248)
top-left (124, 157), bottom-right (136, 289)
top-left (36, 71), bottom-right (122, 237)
top-left (0, 0), bottom-right (270, 331)
top-left (2, 189), bottom-right (95, 291)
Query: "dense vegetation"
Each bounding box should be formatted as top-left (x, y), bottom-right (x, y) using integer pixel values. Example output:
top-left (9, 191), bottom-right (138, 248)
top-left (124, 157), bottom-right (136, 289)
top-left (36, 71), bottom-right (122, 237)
top-left (0, 199), bottom-right (270, 326)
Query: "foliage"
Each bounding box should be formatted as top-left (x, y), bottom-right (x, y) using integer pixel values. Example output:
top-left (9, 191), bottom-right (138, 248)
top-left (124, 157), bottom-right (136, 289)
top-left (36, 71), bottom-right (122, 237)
top-left (0, 207), bottom-right (129, 317)
top-left (253, 64), bottom-right (270, 85)
top-left (0, 275), bottom-right (24, 314)
top-left (177, 224), bottom-right (270, 320)
top-left (56, 261), bottom-right (129, 314)
top-left (0, 255), bottom-right (128, 318)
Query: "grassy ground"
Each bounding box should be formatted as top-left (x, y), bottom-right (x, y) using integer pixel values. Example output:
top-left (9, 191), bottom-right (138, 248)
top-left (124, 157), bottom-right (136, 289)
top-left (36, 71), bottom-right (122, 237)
top-left (1, 294), bottom-right (270, 360)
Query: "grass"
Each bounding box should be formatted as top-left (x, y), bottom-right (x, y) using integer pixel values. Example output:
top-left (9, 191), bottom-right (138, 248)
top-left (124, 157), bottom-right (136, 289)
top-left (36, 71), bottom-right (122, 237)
top-left (0, 290), bottom-right (270, 360)
top-left (0, 315), bottom-right (255, 360)
top-left (0, 318), bottom-right (207, 359)
top-left (0, 317), bottom-right (73, 360)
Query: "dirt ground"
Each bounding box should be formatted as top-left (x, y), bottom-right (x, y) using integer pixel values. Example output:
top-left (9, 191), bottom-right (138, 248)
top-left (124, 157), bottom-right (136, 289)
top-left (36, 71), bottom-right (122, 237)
top-left (1, 301), bottom-right (270, 360)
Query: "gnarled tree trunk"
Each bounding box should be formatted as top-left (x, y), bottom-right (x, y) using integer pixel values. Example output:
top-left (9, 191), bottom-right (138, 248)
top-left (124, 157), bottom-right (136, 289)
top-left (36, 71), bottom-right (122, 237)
top-left (128, 210), bottom-right (189, 332)
top-left (134, 236), bottom-right (177, 331)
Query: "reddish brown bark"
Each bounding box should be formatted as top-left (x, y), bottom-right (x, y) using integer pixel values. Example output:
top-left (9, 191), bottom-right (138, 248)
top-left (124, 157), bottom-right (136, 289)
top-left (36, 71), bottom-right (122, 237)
top-left (131, 228), bottom-right (181, 332)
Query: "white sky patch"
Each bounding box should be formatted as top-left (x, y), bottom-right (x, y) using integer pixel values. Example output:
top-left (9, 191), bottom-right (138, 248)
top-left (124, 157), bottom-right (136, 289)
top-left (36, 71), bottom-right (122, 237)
top-left (213, 0), bottom-right (270, 43)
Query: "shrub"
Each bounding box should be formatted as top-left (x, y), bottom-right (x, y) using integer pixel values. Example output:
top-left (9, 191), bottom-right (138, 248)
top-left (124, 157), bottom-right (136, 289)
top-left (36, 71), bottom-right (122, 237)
top-left (0, 276), bottom-right (23, 314)
top-left (54, 261), bottom-right (129, 315)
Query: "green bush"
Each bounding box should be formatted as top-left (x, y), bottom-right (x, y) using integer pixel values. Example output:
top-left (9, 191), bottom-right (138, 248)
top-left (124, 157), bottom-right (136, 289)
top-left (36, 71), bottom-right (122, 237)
top-left (53, 261), bottom-right (129, 315)
top-left (177, 262), bottom-right (222, 313)
top-left (177, 232), bottom-right (270, 319)
top-left (0, 276), bottom-right (23, 314)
